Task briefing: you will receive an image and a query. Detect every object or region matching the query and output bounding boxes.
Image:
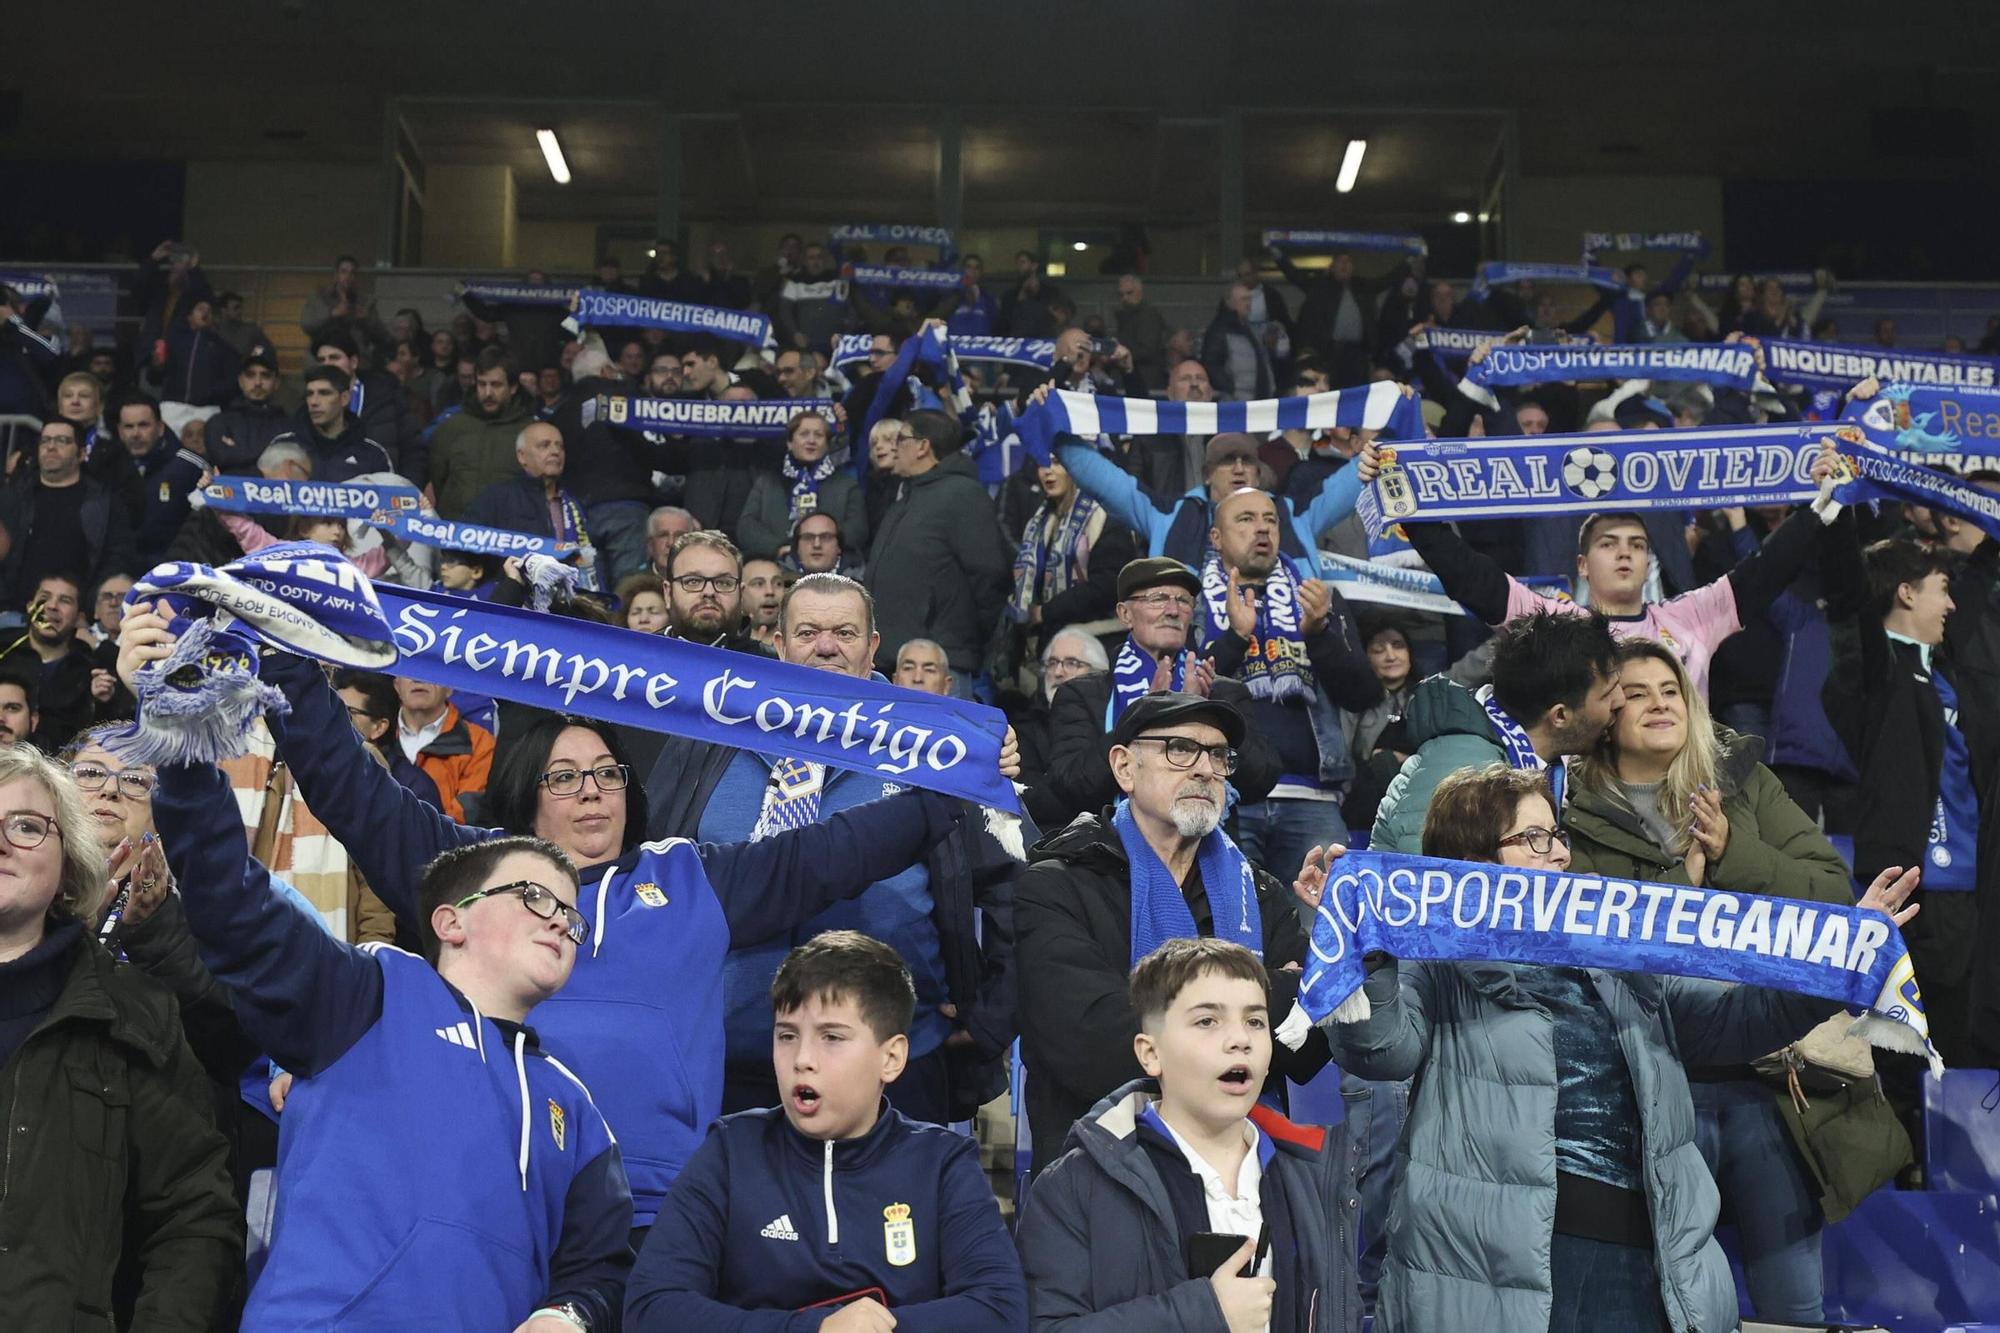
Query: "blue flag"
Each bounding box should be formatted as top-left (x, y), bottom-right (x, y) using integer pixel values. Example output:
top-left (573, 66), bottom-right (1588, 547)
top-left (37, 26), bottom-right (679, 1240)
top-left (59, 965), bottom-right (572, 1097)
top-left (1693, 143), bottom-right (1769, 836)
top-left (1013, 382), bottom-right (1427, 468)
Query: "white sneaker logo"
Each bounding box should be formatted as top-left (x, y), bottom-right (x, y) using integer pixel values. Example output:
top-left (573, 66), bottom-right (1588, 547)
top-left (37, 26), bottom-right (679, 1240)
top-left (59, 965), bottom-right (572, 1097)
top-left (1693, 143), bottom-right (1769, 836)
top-left (434, 1021), bottom-right (477, 1049)
top-left (759, 1214), bottom-right (800, 1241)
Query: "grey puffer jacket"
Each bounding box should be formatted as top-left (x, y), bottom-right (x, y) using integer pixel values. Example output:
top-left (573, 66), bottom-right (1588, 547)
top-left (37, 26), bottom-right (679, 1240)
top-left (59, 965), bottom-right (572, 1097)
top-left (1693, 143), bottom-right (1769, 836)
top-left (1326, 957), bottom-right (1834, 1333)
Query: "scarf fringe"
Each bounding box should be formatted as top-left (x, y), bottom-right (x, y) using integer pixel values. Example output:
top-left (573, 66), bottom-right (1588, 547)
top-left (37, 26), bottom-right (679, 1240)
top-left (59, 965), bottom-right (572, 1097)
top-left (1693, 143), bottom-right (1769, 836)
top-left (1848, 1012), bottom-right (1946, 1079)
top-left (112, 620), bottom-right (292, 766)
top-left (1330, 987), bottom-right (1373, 1025)
top-left (520, 554), bottom-right (581, 612)
top-left (982, 799), bottom-right (1028, 863)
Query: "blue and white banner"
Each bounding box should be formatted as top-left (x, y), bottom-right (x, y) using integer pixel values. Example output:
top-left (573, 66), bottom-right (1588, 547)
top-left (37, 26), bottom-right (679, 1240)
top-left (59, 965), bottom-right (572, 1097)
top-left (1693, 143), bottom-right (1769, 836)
top-left (1473, 261), bottom-right (1626, 294)
top-left (1316, 553), bottom-right (1573, 618)
top-left (829, 223), bottom-right (954, 250)
top-left (854, 325), bottom-right (974, 474)
top-left (595, 393), bottom-right (835, 439)
top-left (460, 280), bottom-right (577, 307)
top-left (375, 510), bottom-right (574, 559)
top-left (1846, 383), bottom-right (2000, 455)
top-left (1829, 431), bottom-right (2000, 542)
top-left (1014, 382), bottom-right (1428, 467)
top-left (1759, 338), bottom-right (1999, 393)
top-left (1466, 342), bottom-right (1758, 390)
top-left (0, 270), bottom-right (58, 301)
top-left (1579, 231), bottom-right (1709, 264)
top-left (1356, 422), bottom-right (1840, 536)
top-left (1263, 228), bottom-right (1427, 258)
top-left (193, 477), bottom-right (424, 521)
top-left (1697, 272), bottom-right (1816, 292)
top-left (1412, 326), bottom-right (1503, 365)
top-left (847, 264), bottom-right (964, 292)
top-left (572, 288), bottom-right (770, 347)
top-left (1298, 850), bottom-right (1939, 1072)
top-left (832, 333), bottom-right (1055, 370)
top-left (377, 584), bottom-right (1019, 812)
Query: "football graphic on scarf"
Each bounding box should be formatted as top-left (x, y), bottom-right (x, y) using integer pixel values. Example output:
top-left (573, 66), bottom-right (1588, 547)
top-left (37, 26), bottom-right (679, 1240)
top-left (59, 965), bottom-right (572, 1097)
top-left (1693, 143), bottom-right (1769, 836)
top-left (1561, 446), bottom-right (1619, 500)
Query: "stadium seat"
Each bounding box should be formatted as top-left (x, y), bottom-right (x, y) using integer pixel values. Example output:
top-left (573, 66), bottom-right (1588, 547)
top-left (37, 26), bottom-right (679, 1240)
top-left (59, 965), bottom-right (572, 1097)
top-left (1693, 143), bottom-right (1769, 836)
top-left (1925, 1070), bottom-right (2000, 1194)
top-left (1822, 1189), bottom-right (2000, 1329)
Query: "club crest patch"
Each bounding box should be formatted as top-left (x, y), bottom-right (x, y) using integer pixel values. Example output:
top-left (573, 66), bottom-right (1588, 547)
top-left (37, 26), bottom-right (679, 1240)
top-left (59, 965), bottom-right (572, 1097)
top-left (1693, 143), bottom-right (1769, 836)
top-left (634, 882), bottom-right (668, 908)
top-left (548, 1099), bottom-right (566, 1150)
top-left (883, 1203), bottom-right (916, 1266)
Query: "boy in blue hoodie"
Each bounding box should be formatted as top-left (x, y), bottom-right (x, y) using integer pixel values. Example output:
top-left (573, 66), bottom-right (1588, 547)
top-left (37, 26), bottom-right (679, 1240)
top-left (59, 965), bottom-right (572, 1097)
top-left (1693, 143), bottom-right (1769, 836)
top-left (627, 930), bottom-right (1027, 1331)
top-left (150, 758), bottom-right (632, 1332)
top-left (1018, 937), bottom-right (1359, 1332)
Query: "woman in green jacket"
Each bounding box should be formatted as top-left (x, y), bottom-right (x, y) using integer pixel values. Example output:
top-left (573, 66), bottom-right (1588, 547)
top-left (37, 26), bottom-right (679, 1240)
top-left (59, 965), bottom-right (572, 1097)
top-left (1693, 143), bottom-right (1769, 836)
top-left (1562, 637), bottom-right (1868, 1326)
top-left (735, 409), bottom-right (868, 560)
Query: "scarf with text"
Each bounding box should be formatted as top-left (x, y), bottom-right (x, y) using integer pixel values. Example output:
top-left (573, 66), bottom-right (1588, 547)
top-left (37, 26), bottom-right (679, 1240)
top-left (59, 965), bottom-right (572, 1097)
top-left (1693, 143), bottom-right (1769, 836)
top-left (1412, 326), bottom-right (1504, 366)
top-left (1263, 229), bottom-right (1427, 257)
top-left (1200, 551), bottom-right (1312, 702)
top-left (830, 223), bottom-right (955, 252)
top-left (1009, 495), bottom-right (1103, 622)
top-left (0, 270), bottom-right (58, 301)
top-left (572, 288), bottom-right (770, 347)
top-left (1114, 799), bottom-right (1262, 966)
top-left (854, 325), bottom-right (974, 476)
top-left (1300, 849), bottom-right (1941, 1074)
top-left (1471, 261), bottom-right (1627, 297)
top-left (1466, 342), bottom-right (1758, 391)
top-left (595, 393), bottom-right (835, 439)
top-left (191, 479), bottom-right (575, 559)
top-left (459, 280), bottom-right (576, 307)
top-left (846, 264), bottom-right (964, 292)
top-left (1012, 381), bottom-right (1425, 468)
top-left (784, 451), bottom-right (844, 527)
top-left (1846, 383), bottom-right (2000, 456)
top-left (1110, 638), bottom-right (1186, 726)
top-left (832, 333), bottom-right (1056, 370)
top-left (1758, 338), bottom-right (1998, 394)
top-left (1579, 231), bottom-right (1709, 264)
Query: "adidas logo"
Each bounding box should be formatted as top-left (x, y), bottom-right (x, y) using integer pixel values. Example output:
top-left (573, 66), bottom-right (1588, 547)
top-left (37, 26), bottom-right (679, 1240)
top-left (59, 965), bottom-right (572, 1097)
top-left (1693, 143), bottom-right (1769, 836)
top-left (434, 1021), bottom-right (477, 1048)
top-left (759, 1214), bottom-right (800, 1242)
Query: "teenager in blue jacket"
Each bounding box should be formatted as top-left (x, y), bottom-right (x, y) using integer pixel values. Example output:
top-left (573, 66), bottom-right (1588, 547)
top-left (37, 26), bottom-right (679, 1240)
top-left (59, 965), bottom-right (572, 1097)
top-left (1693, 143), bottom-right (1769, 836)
top-left (627, 930), bottom-right (1027, 1331)
top-left (147, 753), bottom-right (633, 1332)
top-left (120, 598), bottom-right (970, 1236)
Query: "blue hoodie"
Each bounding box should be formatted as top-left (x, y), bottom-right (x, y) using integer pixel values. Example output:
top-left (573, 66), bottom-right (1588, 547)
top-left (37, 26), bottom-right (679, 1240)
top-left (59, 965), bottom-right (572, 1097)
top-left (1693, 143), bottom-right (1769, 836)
top-left (154, 761), bottom-right (632, 1331)
top-left (261, 649), bottom-right (962, 1226)
top-left (627, 1103), bottom-right (1027, 1331)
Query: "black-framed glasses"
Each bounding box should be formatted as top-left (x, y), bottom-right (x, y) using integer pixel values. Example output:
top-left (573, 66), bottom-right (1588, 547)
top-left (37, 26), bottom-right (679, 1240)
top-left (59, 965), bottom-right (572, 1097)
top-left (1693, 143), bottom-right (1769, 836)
top-left (1129, 736), bottom-right (1238, 775)
top-left (1497, 826), bottom-right (1571, 856)
top-left (1043, 655), bottom-right (1099, 675)
top-left (69, 762), bottom-right (157, 800)
top-left (452, 880), bottom-right (588, 945)
top-left (672, 574), bottom-right (740, 595)
top-left (0, 811), bottom-right (59, 851)
top-left (539, 763), bottom-right (629, 797)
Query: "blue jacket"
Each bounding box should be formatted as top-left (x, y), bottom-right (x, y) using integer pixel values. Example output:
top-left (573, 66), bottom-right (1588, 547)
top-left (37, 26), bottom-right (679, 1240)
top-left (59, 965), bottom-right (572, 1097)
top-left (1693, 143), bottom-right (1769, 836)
top-left (627, 1104), bottom-right (1027, 1331)
top-left (1056, 438), bottom-right (1361, 569)
top-left (1765, 583), bottom-right (1859, 781)
top-left (136, 433), bottom-right (208, 568)
top-left (262, 649), bottom-right (963, 1226)
top-left (465, 471), bottom-right (581, 543)
top-left (155, 761), bottom-right (633, 1331)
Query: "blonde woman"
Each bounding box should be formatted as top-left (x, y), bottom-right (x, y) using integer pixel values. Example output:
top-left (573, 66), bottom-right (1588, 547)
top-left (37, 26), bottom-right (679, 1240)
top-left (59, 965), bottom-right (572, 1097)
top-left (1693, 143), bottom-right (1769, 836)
top-left (1562, 638), bottom-right (1877, 1324)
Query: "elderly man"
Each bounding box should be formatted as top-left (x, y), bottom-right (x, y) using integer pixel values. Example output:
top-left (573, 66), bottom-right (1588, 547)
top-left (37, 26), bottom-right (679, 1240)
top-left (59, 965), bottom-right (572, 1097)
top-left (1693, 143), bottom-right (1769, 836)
top-left (645, 506), bottom-right (699, 577)
top-left (1014, 628), bottom-right (1107, 820)
top-left (893, 638), bottom-right (953, 695)
top-left (1015, 691), bottom-right (1329, 1175)
top-left (462, 422), bottom-right (594, 570)
top-left (1041, 557), bottom-right (1278, 829)
top-left (643, 572), bottom-right (1024, 1126)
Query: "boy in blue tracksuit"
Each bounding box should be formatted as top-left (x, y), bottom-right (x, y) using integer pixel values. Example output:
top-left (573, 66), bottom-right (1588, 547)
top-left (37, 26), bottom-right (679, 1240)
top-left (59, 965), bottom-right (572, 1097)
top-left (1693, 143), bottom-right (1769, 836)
top-left (152, 758), bottom-right (633, 1332)
top-left (251, 645), bottom-right (967, 1232)
top-left (627, 930), bottom-right (1027, 1331)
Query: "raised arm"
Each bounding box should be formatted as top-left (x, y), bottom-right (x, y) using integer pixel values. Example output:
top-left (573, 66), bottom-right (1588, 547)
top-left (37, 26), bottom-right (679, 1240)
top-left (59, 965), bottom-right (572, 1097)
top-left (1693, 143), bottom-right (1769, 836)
top-left (1722, 501), bottom-right (1833, 623)
top-left (698, 788), bottom-right (966, 947)
top-left (1056, 436), bottom-right (1171, 537)
top-left (153, 760), bottom-right (384, 1076)
top-left (1295, 458), bottom-right (1366, 541)
top-left (1401, 521), bottom-right (1516, 625)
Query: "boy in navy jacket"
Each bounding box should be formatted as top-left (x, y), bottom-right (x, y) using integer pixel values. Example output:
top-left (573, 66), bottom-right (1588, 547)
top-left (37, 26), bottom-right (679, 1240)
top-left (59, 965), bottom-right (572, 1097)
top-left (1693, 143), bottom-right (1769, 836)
top-left (627, 930), bottom-right (1027, 1331)
top-left (151, 759), bottom-right (633, 1332)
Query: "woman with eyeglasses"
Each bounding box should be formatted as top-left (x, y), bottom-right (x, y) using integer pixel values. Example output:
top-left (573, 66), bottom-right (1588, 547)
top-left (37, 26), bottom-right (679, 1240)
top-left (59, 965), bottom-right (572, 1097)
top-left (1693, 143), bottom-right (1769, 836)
top-left (117, 602), bottom-right (973, 1243)
top-left (1562, 639), bottom-right (1881, 1325)
top-left (1294, 762), bottom-right (1916, 1333)
top-left (736, 409), bottom-right (869, 563)
top-left (0, 742), bottom-right (241, 1327)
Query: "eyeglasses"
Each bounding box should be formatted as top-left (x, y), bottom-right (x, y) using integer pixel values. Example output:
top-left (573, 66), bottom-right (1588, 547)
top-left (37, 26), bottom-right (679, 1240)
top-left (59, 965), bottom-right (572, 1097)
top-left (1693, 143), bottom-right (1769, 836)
top-left (0, 811), bottom-right (59, 851)
top-left (539, 763), bottom-right (630, 796)
top-left (1129, 736), bottom-right (1239, 775)
top-left (1043, 656), bottom-right (1099, 675)
top-left (672, 574), bottom-right (740, 595)
top-left (70, 762), bottom-right (157, 800)
top-left (1497, 826), bottom-right (1571, 856)
top-left (867, 347), bottom-right (896, 360)
top-left (893, 432), bottom-right (921, 447)
top-left (1125, 592), bottom-right (1195, 612)
top-left (452, 880), bottom-right (589, 945)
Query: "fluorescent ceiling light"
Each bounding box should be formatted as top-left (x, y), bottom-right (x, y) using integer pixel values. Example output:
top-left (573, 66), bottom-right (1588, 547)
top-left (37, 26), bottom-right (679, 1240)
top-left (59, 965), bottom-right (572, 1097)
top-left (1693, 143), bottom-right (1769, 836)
top-left (1335, 138), bottom-right (1366, 193)
top-left (1072, 241), bottom-right (1088, 252)
top-left (536, 128), bottom-right (571, 185)
top-left (1452, 210), bottom-right (1472, 224)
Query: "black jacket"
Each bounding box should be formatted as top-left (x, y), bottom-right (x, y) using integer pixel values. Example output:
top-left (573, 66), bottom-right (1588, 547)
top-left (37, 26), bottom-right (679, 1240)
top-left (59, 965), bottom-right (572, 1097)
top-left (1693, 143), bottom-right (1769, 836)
top-left (267, 412), bottom-right (395, 485)
top-left (136, 436), bottom-right (209, 569)
top-left (0, 476), bottom-right (139, 611)
top-left (464, 472), bottom-right (567, 542)
top-left (206, 396), bottom-right (292, 475)
top-left (1041, 670), bottom-right (1282, 828)
top-left (1, 639), bottom-right (104, 751)
top-left (0, 924), bottom-right (242, 1329)
top-left (1015, 813), bottom-right (1332, 1176)
top-left (550, 374), bottom-right (657, 505)
top-left (865, 452), bottom-right (1012, 673)
top-left (642, 728), bottom-right (1026, 1119)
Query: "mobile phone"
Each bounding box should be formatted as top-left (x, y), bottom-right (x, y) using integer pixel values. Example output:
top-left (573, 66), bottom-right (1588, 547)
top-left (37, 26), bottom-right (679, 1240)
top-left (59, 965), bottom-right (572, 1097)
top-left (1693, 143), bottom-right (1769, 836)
top-left (1091, 337), bottom-right (1120, 358)
top-left (1526, 326), bottom-right (1561, 345)
top-left (1189, 1231), bottom-right (1254, 1277)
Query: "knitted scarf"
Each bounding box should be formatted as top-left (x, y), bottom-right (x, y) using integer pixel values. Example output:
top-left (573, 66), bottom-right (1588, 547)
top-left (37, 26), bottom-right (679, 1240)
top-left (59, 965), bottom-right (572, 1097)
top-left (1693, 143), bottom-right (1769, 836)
top-left (1200, 552), bottom-right (1312, 702)
top-left (1114, 799), bottom-right (1262, 966)
top-left (1008, 495), bottom-right (1102, 622)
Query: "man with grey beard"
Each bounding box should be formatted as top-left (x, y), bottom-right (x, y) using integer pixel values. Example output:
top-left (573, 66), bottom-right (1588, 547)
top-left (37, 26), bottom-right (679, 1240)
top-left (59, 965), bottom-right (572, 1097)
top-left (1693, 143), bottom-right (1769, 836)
top-left (1013, 692), bottom-right (1332, 1176)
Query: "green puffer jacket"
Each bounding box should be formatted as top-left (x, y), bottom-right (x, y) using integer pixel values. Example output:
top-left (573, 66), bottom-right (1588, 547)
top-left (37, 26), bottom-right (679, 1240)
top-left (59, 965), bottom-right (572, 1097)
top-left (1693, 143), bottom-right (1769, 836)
top-left (1369, 675), bottom-right (1505, 853)
top-left (1562, 729), bottom-right (1852, 906)
top-left (426, 390), bottom-right (536, 518)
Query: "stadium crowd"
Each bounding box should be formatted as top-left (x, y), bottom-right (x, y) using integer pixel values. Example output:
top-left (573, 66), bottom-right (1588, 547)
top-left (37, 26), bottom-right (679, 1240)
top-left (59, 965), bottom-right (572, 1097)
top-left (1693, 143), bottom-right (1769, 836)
top-left (0, 227), bottom-right (1994, 1332)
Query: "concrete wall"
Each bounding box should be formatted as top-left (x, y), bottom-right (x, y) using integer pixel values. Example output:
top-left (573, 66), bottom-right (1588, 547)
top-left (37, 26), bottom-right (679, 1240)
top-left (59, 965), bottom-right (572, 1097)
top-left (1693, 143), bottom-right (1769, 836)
top-left (1508, 174), bottom-right (1725, 267)
top-left (422, 164), bottom-right (517, 269)
top-left (183, 160), bottom-right (382, 266)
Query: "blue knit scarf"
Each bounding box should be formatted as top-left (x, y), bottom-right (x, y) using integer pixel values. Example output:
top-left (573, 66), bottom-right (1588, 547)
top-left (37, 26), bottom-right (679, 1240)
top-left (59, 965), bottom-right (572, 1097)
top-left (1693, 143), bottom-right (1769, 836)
top-left (1113, 799), bottom-right (1262, 967)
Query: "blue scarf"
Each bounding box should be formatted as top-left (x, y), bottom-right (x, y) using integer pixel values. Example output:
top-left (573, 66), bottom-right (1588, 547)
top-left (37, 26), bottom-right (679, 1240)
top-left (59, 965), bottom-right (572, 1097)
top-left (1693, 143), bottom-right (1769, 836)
top-left (1759, 339), bottom-right (1998, 394)
top-left (784, 452), bottom-right (843, 528)
top-left (1110, 638), bottom-right (1183, 725)
top-left (830, 223), bottom-right (954, 252)
top-left (459, 280), bottom-right (576, 306)
top-left (846, 264), bottom-right (964, 292)
top-left (832, 333), bottom-right (1056, 371)
top-left (1846, 383), bottom-right (1999, 455)
top-left (1466, 342), bottom-right (1757, 391)
top-left (1013, 381), bottom-right (1425, 467)
top-left (1472, 261), bottom-right (1626, 296)
top-left (1262, 228), bottom-right (1427, 257)
top-left (1318, 553), bottom-right (1569, 618)
top-left (1009, 495), bottom-right (1101, 622)
top-left (1413, 326), bottom-right (1503, 366)
top-left (1476, 683), bottom-right (1564, 809)
top-left (1113, 800), bottom-right (1262, 967)
top-left (597, 393), bottom-right (834, 439)
top-left (573, 288), bottom-right (770, 347)
top-left (1199, 551), bottom-right (1311, 703)
top-left (381, 510), bottom-right (576, 560)
top-left (193, 477), bottom-right (422, 519)
top-left (855, 326), bottom-right (974, 477)
top-left (0, 269), bottom-right (58, 300)
top-left (1300, 849), bottom-right (1942, 1075)
top-left (1579, 231), bottom-right (1709, 264)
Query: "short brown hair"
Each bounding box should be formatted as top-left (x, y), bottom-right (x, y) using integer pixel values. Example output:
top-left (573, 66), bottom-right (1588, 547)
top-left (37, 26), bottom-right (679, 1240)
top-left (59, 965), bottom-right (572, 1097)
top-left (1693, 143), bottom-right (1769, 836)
top-left (770, 930), bottom-right (915, 1041)
top-left (1130, 937), bottom-right (1269, 1029)
top-left (1421, 764), bottom-right (1554, 863)
top-left (666, 529), bottom-right (742, 579)
top-left (1575, 512), bottom-right (1648, 556)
